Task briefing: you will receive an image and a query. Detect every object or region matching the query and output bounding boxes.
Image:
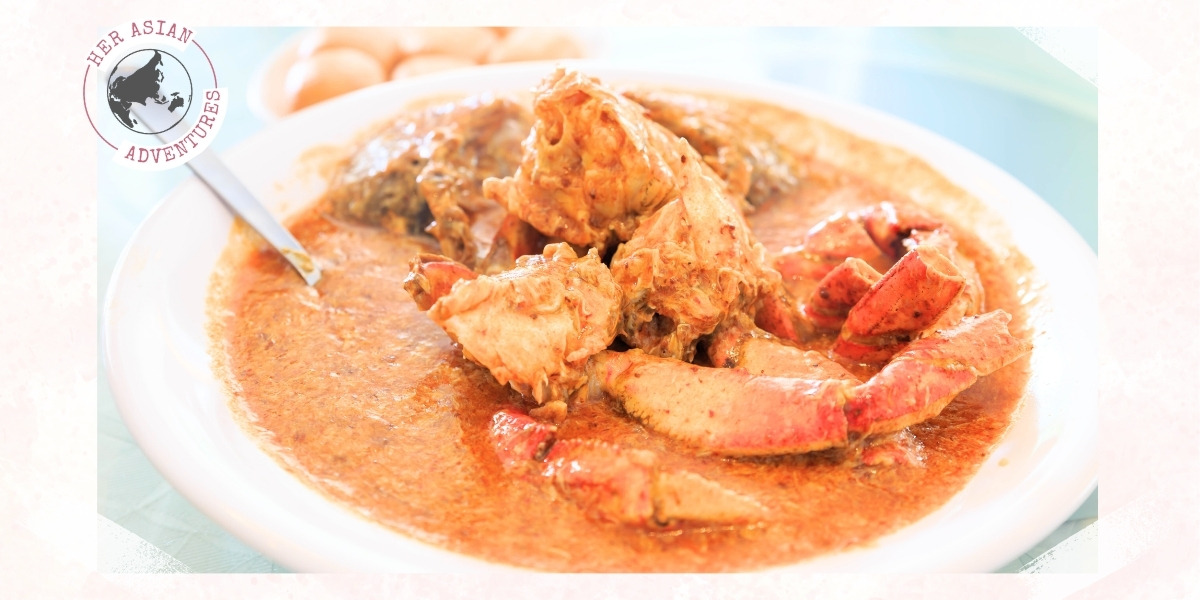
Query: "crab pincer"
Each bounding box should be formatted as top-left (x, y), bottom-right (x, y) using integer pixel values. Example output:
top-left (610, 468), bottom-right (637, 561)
top-left (843, 310), bottom-right (1030, 436)
top-left (832, 244), bottom-right (966, 363)
top-left (801, 257), bottom-right (884, 331)
top-left (774, 212), bottom-right (893, 282)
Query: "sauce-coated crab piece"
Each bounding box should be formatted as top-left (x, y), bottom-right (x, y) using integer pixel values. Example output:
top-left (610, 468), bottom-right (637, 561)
top-left (704, 331), bottom-right (928, 468)
top-left (609, 182), bottom-right (778, 361)
top-left (843, 311), bottom-right (1029, 436)
top-left (800, 257), bottom-right (883, 331)
top-left (489, 409), bottom-right (768, 528)
top-left (403, 253), bottom-right (479, 311)
top-left (903, 228), bottom-right (985, 330)
top-left (593, 349), bottom-right (854, 456)
top-left (621, 88), bottom-right (802, 211)
top-left (544, 440), bottom-right (768, 528)
top-left (482, 69), bottom-right (695, 251)
top-left (832, 244), bottom-right (966, 362)
top-left (326, 95), bottom-right (531, 266)
top-left (480, 213), bottom-right (549, 274)
top-left (774, 212), bottom-right (893, 282)
top-left (482, 68), bottom-right (788, 362)
top-left (403, 243), bottom-right (621, 404)
top-left (770, 202), bottom-right (988, 362)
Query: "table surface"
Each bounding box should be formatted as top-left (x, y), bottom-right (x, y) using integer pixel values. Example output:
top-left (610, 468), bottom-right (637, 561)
top-left (97, 26), bottom-right (1098, 573)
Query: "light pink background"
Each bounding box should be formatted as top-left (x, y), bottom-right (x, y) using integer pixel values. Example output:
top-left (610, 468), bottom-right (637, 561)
top-left (3, 1), bottom-right (1196, 597)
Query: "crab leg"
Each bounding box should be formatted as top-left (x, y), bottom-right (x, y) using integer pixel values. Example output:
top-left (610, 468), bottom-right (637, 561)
top-left (489, 408), bottom-right (557, 469)
top-left (593, 349), bottom-right (854, 456)
top-left (543, 440), bottom-right (768, 527)
top-left (489, 410), bottom-right (767, 527)
top-left (594, 310), bottom-right (1028, 457)
top-left (705, 325), bottom-right (928, 468)
top-left (904, 228), bottom-right (985, 329)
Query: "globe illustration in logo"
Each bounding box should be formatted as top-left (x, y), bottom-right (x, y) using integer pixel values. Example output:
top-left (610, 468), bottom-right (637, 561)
top-left (107, 49), bottom-right (193, 135)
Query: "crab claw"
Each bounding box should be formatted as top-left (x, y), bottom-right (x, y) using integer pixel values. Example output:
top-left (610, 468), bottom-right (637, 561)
top-left (858, 201), bottom-right (944, 259)
top-left (801, 257), bottom-right (883, 331)
top-left (774, 212), bottom-right (892, 282)
top-left (833, 245), bottom-right (966, 363)
top-left (844, 310), bottom-right (1030, 436)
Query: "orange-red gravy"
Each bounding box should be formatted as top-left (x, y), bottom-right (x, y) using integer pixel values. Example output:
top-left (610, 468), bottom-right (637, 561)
top-left (212, 101), bottom-right (1033, 572)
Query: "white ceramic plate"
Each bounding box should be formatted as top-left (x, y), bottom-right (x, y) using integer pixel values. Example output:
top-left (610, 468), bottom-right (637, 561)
top-left (103, 61), bottom-right (1097, 573)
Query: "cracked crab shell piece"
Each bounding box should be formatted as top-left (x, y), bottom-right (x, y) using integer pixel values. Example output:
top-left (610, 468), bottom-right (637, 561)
top-left (482, 68), bottom-right (690, 251)
top-left (592, 350), bottom-right (853, 456)
top-left (425, 243), bottom-right (622, 404)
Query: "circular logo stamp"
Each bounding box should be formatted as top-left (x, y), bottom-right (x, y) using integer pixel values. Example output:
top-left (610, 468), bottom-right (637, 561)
top-left (107, 49), bottom-right (193, 134)
top-left (83, 21), bottom-right (226, 170)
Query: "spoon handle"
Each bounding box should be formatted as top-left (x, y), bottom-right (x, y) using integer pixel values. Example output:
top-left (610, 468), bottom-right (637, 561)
top-left (129, 106), bottom-right (322, 286)
top-left (184, 151), bottom-right (322, 286)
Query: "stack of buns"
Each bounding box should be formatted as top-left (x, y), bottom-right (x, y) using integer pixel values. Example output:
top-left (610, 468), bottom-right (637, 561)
top-left (283, 27), bottom-right (584, 113)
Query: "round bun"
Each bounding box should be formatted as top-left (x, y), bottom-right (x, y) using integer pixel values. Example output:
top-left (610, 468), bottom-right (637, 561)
top-left (284, 48), bottom-right (387, 111)
top-left (394, 27), bottom-right (499, 63)
top-left (486, 28), bottom-right (584, 63)
top-left (391, 54), bottom-right (476, 80)
top-left (297, 27), bottom-right (400, 70)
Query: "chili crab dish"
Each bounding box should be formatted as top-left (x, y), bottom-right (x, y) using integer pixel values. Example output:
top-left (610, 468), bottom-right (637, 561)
top-left (209, 67), bottom-right (1039, 572)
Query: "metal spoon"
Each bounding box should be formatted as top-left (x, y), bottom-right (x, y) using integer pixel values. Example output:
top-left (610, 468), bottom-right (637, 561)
top-left (130, 107), bottom-right (322, 286)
